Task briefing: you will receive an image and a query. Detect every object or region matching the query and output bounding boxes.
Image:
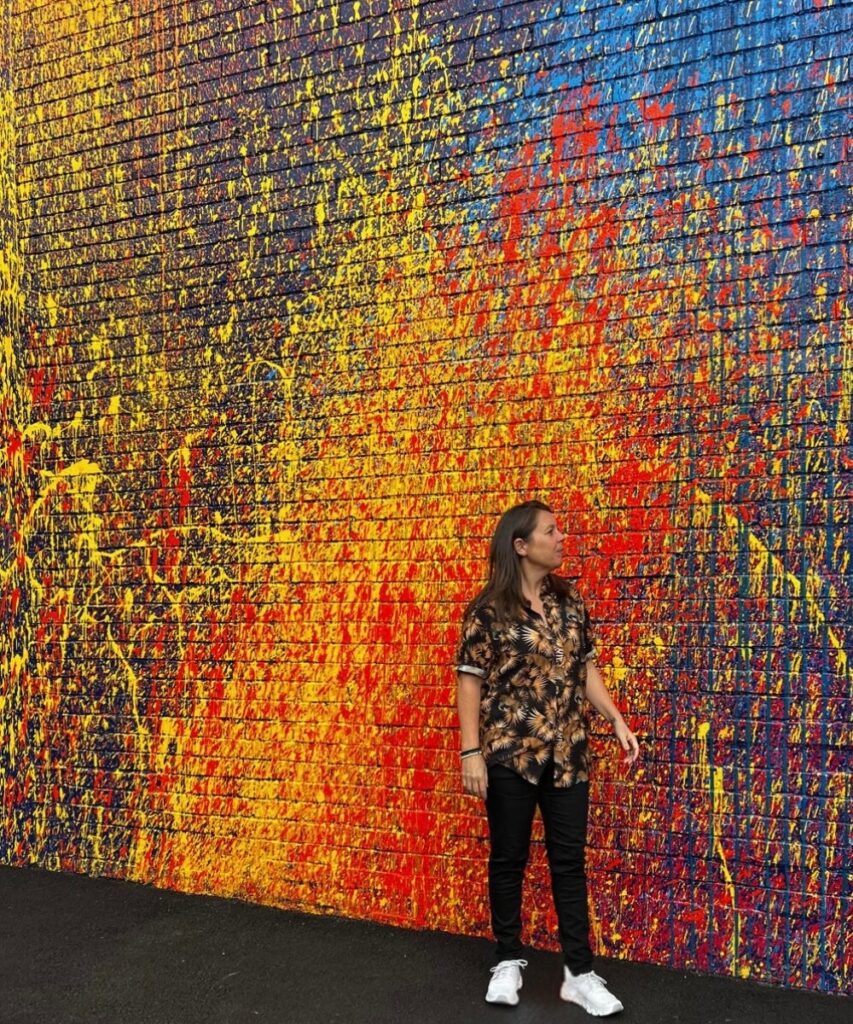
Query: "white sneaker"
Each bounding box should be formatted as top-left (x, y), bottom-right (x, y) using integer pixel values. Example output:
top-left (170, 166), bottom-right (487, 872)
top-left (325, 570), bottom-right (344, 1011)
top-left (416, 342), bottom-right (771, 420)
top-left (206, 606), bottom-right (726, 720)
top-left (485, 958), bottom-right (528, 1005)
top-left (560, 967), bottom-right (624, 1016)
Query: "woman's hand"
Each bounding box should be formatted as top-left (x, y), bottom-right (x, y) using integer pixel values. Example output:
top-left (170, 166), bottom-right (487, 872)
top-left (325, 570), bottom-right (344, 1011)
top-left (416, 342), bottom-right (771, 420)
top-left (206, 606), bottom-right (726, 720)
top-left (613, 718), bottom-right (640, 765)
top-left (462, 753), bottom-right (488, 799)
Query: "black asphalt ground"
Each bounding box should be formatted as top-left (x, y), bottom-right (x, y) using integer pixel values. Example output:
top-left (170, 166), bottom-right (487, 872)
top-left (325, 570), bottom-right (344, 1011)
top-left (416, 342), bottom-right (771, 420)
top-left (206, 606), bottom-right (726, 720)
top-left (1, 865), bottom-right (847, 1024)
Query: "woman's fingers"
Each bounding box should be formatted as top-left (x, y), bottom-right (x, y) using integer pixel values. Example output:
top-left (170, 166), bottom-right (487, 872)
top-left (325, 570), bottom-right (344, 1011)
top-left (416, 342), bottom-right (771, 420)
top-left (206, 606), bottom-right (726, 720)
top-left (615, 722), bottom-right (640, 765)
top-left (467, 772), bottom-right (487, 798)
top-left (462, 757), bottom-right (488, 798)
top-left (477, 764), bottom-right (488, 798)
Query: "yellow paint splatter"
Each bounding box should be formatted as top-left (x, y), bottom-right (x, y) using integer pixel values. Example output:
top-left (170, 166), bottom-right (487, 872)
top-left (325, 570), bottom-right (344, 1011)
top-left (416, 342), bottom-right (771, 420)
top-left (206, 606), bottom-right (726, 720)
top-left (695, 719), bottom-right (741, 973)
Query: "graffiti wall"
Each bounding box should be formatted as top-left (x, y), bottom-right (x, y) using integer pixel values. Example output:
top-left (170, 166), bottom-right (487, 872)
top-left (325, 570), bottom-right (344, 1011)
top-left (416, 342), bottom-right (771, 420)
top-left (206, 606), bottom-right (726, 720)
top-left (1, 0), bottom-right (849, 994)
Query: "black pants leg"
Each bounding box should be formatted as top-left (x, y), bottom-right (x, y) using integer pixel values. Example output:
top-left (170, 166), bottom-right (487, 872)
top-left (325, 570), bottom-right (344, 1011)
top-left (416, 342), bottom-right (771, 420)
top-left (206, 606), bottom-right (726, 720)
top-left (485, 761), bottom-right (593, 971)
top-left (485, 763), bottom-right (538, 961)
top-left (538, 765), bottom-right (593, 974)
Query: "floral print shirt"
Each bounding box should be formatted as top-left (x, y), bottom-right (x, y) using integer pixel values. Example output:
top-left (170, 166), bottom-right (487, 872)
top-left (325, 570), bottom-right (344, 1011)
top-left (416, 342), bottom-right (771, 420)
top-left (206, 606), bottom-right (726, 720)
top-left (456, 577), bottom-right (598, 787)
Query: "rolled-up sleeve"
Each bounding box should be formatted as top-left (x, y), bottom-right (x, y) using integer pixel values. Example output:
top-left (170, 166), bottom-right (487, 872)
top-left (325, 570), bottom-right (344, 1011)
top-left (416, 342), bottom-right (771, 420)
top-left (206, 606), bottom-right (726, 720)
top-left (582, 599), bottom-right (599, 662)
top-left (455, 604), bottom-right (495, 680)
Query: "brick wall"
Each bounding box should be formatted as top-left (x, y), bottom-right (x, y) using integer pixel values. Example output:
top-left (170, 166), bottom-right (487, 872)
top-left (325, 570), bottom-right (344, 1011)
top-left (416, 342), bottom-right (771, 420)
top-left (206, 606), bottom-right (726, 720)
top-left (1, 0), bottom-right (849, 994)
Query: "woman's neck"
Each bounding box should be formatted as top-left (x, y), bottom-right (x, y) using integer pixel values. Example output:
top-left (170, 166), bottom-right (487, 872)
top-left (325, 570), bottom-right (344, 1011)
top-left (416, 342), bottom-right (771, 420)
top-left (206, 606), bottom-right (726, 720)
top-left (520, 567), bottom-right (549, 605)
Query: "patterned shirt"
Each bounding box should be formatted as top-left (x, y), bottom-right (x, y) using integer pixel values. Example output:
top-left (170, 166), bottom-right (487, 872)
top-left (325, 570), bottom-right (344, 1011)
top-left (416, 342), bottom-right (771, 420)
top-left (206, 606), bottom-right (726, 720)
top-left (456, 577), bottom-right (598, 787)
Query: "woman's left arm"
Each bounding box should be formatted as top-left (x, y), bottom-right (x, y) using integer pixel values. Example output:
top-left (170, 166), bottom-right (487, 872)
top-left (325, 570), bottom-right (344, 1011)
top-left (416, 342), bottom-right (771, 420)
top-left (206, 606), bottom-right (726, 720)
top-left (584, 660), bottom-right (640, 765)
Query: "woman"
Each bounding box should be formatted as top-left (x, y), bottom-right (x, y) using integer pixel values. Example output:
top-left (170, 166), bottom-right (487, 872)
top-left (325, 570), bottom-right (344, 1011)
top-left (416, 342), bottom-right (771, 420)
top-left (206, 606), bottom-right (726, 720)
top-left (456, 500), bottom-right (639, 1015)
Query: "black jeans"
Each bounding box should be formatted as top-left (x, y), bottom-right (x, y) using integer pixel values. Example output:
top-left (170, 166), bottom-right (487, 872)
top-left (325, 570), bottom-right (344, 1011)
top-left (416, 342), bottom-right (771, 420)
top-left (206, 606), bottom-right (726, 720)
top-left (485, 760), bottom-right (593, 973)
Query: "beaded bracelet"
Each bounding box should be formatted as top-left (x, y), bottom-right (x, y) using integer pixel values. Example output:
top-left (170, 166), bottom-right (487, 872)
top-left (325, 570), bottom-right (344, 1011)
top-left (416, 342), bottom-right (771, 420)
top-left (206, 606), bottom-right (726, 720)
top-left (460, 747), bottom-right (482, 759)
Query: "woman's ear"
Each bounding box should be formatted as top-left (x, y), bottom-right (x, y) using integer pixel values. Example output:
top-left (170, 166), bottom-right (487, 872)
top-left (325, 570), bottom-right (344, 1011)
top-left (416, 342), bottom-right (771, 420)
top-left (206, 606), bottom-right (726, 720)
top-left (513, 536), bottom-right (527, 557)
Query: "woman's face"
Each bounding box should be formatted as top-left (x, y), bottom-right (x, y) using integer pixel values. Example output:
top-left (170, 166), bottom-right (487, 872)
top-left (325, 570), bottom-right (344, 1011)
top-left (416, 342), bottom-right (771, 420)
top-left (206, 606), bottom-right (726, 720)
top-left (514, 510), bottom-right (565, 571)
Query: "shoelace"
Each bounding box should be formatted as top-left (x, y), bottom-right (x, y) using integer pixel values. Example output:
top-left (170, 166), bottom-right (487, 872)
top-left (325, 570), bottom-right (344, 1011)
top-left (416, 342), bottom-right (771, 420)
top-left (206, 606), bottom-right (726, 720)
top-left (490, 958), bottom-right (528, 977)
top-left (578, 970), bottom-right (609, 987)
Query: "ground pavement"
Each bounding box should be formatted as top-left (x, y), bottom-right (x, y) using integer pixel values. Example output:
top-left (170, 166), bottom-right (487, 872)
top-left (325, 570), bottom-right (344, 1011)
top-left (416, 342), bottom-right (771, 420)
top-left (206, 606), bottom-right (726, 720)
top-left (1, 865), bottom-right (847, 1024)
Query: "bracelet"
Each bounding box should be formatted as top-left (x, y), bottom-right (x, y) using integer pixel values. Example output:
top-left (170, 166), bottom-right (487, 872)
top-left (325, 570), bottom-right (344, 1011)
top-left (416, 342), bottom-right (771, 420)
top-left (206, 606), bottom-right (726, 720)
top-left (461, 748), bottom-right (482, 759)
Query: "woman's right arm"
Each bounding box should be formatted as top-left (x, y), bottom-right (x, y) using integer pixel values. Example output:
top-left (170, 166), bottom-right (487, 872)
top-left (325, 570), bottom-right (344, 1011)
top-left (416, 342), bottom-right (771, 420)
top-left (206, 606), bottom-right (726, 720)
top-left (457, 671), bottom-right (488, 799)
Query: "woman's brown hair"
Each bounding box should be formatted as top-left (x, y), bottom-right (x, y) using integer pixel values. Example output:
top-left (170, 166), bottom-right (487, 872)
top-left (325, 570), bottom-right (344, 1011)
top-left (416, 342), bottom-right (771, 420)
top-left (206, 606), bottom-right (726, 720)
top-left (466, 500), bottom-right (572, 622)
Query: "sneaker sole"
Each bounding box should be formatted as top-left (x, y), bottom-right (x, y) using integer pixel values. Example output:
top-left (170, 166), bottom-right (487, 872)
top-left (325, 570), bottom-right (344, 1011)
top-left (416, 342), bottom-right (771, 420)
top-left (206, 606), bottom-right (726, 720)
top-left (560, 985), bottom-right (623, 1016)
top-left (486, 979), bottom-right (522, 1006)
top-left (485, 992), bottom-right (520, 1006)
